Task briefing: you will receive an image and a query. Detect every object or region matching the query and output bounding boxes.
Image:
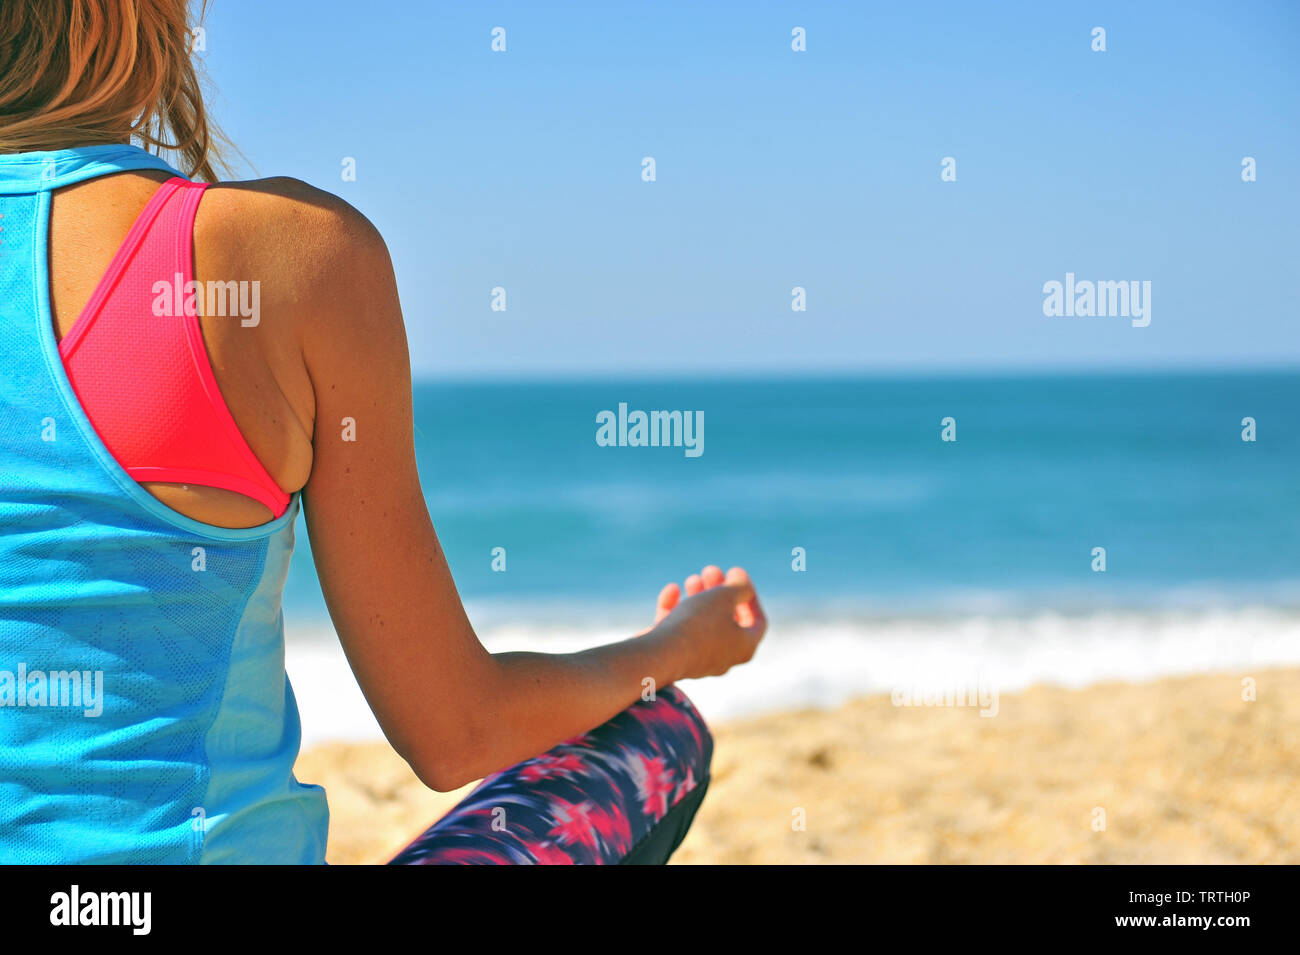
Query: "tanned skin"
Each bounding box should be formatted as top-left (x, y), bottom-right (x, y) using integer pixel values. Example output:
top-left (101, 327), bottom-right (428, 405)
top-left (47, 170), bottom-right (767, 791)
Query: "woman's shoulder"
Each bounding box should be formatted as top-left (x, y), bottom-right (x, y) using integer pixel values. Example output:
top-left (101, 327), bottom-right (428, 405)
top-left (189, 175), bottom-right (408, 461)
top-left (193, 175), bottom-right (401, 348)
top-left (197, 176), bottom-right (390, 281)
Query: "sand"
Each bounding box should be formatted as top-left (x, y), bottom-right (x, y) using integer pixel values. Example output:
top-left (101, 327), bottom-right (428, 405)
top-left (294, 667), bottom-right (1300, 864)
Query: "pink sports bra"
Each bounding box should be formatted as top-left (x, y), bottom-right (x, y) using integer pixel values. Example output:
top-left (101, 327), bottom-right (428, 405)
top-left (58, 177), bottom-right (291, 518)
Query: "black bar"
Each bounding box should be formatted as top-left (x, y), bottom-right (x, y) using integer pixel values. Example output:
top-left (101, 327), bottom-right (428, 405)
top-left (0, 863), bottom-right (1283, 940)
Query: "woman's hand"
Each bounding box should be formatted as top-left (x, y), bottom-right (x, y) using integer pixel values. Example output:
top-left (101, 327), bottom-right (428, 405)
top-left (649, 565), bottom-right (767, 680)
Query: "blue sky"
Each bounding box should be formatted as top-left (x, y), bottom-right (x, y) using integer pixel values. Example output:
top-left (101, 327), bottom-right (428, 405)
top-left (197, 1), bottom-right (1300, 378)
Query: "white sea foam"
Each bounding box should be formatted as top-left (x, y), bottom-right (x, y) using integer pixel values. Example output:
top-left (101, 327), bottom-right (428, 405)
top-left (285, 604), bottom-right (1300, 747)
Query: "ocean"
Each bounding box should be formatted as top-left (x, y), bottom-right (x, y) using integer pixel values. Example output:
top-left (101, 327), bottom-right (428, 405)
top-left (283, 369), bottom-right (1300, 744)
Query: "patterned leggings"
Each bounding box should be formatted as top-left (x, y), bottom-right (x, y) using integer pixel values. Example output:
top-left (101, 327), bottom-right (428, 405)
top-left (388, 686), bottom-right (713, 865)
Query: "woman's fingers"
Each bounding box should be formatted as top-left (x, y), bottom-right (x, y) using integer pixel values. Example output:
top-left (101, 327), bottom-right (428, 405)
top-left (653, 581), bottom-right (681, 624)
top-left (723, 566), bottom-right (755, 602)
top-left (659, 565), bottom-right (764, 637)
top-left (738, 592), bottom-right (766, 634)
top-left (724, 566), bottom-right (764, 634)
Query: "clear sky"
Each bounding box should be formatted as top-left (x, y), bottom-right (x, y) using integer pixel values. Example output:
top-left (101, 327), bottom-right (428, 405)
top-left (196, 0), bottom-right (1300, 378)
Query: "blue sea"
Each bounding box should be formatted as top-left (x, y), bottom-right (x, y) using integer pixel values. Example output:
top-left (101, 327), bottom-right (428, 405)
top-left (283, 369), bottom-right (1300, 743)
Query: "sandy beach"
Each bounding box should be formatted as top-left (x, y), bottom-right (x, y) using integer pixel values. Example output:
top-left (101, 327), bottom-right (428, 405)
top-left (295, 667), bottom-right (1300, 864)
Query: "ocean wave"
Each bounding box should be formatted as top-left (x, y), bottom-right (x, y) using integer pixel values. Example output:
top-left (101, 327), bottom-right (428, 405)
top-left (286, 604), bottom-right (1300, 746)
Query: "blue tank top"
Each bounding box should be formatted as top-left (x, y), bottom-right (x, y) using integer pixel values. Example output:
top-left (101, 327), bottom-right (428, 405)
top-left (0, 145), bottom-right (329, 863)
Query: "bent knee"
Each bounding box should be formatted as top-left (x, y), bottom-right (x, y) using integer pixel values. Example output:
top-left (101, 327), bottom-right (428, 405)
top-left (649, 685), bottom-right (713, 781)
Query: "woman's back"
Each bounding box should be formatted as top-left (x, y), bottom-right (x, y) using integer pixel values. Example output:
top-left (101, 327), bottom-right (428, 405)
top-left (49, 164), bottom-right (318, 528)
top-left (0, 145), bottom-right (327, 863)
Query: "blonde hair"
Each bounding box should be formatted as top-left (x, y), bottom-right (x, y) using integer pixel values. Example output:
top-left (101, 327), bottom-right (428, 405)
top-left (0, 1), bottom-right (225, 181)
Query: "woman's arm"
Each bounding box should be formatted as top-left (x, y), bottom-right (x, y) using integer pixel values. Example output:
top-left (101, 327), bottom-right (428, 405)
top-left (264, 182), bottom-right (765, 791)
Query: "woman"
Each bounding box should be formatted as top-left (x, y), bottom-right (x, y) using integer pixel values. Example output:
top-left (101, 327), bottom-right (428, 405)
top-left (0, 0), bottom-right (765, 864)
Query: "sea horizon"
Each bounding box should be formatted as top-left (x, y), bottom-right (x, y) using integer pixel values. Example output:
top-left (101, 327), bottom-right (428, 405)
top-left (404, 361), bottom-right (1300, 387)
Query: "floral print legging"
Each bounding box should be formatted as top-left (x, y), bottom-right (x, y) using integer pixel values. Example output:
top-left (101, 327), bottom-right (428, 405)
top-left (388, 686), bottom-right (713, 865)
